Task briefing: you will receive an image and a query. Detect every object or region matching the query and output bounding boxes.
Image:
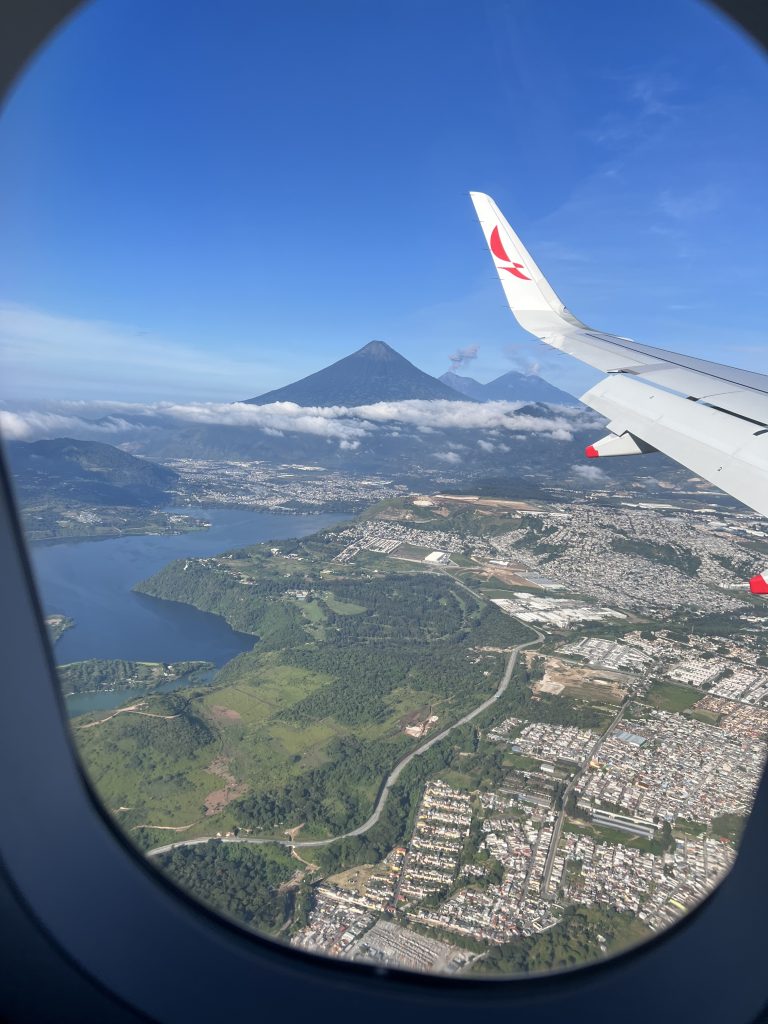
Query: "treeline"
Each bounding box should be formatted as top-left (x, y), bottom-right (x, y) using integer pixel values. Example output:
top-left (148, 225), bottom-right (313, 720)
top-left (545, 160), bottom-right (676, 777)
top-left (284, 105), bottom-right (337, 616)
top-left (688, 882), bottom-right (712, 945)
top-left (234, 735), bottom-right (410, 835)
top-left (312, 726), bottom-right (473, 874)
top-left (58, 659), bottom-right (212, 694)
top-left (279, 642), bottom-right (502, 727)
top-left (135, 560), bottom-right (306, 647)
top-left (473, 905), bottom-right (648, 974)
top-left (469, 605), bottom-right (535, 648)
top-left (156, 840), bottom-right (296, 934)
top-left (610, 536), bottom-right (702, 577)
top-left (323, 575), bottom-right (472, 642)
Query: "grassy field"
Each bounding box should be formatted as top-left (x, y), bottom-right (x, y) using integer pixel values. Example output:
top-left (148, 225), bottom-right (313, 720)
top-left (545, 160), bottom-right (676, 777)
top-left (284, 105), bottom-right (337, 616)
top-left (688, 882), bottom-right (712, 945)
top-left (74, 638), bottom-right (496, 843)
top-left (75, 695), bottom-right (221, 831)
top-left (643, 681), bottom-right (702, 713)
top-left (691, 708), bottom-right (721, 725)
top-left (503, 752), bottom-right (544, 772)
top-left (322, 593), bottom-right (366, 615)
top-left (563, 819), bottom-right (658, 854)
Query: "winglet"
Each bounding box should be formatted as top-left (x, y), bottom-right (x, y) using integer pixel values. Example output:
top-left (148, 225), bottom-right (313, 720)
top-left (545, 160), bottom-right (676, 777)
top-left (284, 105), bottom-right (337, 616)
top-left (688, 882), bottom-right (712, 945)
top-left (469, 191), bottom-right (585, 332)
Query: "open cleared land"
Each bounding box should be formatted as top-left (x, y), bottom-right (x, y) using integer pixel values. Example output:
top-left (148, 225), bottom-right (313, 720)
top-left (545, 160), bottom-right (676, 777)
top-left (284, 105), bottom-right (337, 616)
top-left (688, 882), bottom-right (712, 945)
top-left (70, 493), bottom-right (768, 976)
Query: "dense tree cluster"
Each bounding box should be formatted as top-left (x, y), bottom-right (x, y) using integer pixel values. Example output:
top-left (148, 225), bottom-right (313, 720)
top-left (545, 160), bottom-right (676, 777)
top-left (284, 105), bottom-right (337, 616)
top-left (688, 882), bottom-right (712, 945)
top-left (323, 575), bottom-right (469, 641)
top-left (58, 659), bottom-right (211, 694)
top-left (280, 642), bottom-right (502, 727)
top-left (234, 735), bottom-right (410, 835)
top-left (610, 536), bottom-right (702, 577)
top-left (156, 841), bottom-right (296, 933)
top-left (135, 560), bottom-right (305, 645)
top-left (474, 905), bottom-right (647, 974)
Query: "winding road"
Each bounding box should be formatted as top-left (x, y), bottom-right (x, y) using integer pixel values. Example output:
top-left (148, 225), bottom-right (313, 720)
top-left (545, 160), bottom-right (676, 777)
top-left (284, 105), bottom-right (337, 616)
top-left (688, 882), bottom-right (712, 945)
top-left (147, 624), bottom-right (544, 858)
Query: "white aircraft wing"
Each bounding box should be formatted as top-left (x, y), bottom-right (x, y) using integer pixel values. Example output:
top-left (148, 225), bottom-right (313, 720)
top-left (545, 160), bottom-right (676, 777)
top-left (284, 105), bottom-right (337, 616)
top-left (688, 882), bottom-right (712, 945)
top-left (469, 191), bottom-right (768, 592)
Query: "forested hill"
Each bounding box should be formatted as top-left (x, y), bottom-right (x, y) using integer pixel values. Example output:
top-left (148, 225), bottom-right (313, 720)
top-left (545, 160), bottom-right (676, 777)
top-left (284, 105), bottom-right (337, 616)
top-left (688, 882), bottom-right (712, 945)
top-left (6, 437), bottom-right (179, 507)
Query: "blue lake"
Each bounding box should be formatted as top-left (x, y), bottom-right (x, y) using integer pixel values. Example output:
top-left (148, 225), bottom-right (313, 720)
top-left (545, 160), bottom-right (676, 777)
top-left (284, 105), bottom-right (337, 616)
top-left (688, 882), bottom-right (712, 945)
top-left (28, 508), bottom-right (347, 713)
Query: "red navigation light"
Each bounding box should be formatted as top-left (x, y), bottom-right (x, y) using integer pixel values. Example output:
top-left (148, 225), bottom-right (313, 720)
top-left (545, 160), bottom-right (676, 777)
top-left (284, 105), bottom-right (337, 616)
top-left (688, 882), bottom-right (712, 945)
top-left (585, 445), bottom-right (599, 459)
top-left (749, 574), bottom-right (768, 595)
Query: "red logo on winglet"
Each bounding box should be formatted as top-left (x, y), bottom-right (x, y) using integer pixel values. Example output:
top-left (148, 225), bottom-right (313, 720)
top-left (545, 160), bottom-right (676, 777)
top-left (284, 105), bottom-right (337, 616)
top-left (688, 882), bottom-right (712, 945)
top-left (502, 263), bottom-right (531, 280)
top-left (489, 225), bottom-right (531, 280)
top-left (490, 226), bottom-right (510, 262)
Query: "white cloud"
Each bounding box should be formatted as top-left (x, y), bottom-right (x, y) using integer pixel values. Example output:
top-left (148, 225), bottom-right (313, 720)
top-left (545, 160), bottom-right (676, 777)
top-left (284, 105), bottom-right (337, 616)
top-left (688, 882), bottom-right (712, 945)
top-left (477, 439), bottom-right (495, 452)
top-left (572, 463), bottom-right (608, 483)
top-left (435, 451), bottom-right (461, 464)
top-left (1, 397), bottom-right (596, 448)
top-left (0, 409), bottom-right (140, 441)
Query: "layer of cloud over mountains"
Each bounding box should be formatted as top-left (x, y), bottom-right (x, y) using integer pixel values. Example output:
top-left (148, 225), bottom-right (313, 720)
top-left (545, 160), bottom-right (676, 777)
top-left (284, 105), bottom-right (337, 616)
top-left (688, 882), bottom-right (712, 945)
top-left (1, 340), bottom-right (609, 481)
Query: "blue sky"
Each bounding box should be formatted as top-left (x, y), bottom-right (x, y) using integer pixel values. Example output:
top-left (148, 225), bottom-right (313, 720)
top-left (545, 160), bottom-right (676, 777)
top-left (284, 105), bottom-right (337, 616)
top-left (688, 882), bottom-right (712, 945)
top-left (0, 0), bottom-right (766, 403)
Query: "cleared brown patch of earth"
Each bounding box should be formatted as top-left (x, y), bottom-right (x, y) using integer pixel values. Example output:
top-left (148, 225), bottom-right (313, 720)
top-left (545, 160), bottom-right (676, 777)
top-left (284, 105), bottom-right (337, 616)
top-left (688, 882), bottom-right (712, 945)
top-left (210, 705), bottom-right (242, 722)
top-left (532, 655), bottom-right (628, 703)
top-left (433, 495), bottom-right (536, 512)
top-left (326, 864), bottom-right (378, 895)
top-left (203, 755), bottom-right (247, 816)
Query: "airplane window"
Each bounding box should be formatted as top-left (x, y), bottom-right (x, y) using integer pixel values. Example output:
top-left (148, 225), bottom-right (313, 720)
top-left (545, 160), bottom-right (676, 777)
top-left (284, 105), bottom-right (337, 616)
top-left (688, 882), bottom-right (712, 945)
top-left (1, 0), bottom-right (766, 981)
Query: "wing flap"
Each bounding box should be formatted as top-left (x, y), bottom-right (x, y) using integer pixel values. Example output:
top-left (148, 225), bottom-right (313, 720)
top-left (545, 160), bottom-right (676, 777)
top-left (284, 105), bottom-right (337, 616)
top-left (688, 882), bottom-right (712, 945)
top-left (583, 375), bottom-right (768, 517)
top-left (470, 190), bottom-right (768, 517)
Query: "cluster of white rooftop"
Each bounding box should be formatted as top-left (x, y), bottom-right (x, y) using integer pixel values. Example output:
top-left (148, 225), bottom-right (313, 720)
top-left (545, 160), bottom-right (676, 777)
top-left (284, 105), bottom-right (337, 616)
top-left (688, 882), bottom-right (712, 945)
top-left (552, 832), bottom-right (734, 931)
top-left (398, 780), bottom-right (472, 902)
top-left (332, 519), bottom-right (493, 561)
top-left (580, 709), bottom-right (766, 823)
top-left (497, 721), bottom-right (597, 766)
top-left (695, 696), bottom-right (768, 742)
top-left (558, 637), bottom-right (652, 673)
top-left (166, 459), bottom-right (405, 510)
top-left (561, 630), bottom-right (768, 706)
top-left (491, 505), bottom-right (751, 615)
top-left (492, 594), bottom-right (625, 628)
top-left (344, 919), bottom-right (470, 974)
top-left (410, 805), bottom-right (558, 943)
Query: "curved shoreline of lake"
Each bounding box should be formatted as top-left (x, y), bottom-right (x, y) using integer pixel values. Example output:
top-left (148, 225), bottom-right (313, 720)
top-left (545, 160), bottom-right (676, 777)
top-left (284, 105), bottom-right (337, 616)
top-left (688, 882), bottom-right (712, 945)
top-left (28, 507), bottom-right (347, 715)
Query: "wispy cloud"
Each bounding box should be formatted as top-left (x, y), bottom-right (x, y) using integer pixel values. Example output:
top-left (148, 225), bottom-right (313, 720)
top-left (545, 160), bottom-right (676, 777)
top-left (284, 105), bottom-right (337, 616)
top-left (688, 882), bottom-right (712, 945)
top-left (629, 73), bottom-right (680, 118)
top-left (658, 185), bottom-right (720, 221)
top-left (1, 397), bottom-right (596, 446)
top-left (0, 303), bottom-right (278, 402)
top-left (588, 71), bottom-right (680, 150)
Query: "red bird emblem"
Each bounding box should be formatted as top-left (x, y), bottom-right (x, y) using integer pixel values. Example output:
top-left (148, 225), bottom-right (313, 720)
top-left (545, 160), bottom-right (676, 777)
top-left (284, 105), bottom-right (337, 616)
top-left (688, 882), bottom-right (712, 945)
top-left (489, 225), bottom-right (531, 280)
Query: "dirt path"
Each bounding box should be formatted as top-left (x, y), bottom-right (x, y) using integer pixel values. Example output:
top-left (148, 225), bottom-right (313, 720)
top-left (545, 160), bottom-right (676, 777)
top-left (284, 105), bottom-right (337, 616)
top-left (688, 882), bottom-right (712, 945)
top-left (148, 626), bottom-right (545, 858)
top-left (132, 821), bottom-right (200, 833)
top-left (79, 704), bottom-right (181, 730)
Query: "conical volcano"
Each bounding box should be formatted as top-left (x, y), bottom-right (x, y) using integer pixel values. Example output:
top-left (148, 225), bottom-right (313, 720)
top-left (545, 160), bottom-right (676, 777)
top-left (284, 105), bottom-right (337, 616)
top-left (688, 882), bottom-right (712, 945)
top-left (244, 340), bottom-right (469, 406)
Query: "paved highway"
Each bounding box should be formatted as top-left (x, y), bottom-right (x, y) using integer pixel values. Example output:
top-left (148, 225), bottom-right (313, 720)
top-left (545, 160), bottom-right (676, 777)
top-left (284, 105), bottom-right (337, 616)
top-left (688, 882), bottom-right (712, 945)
top-left (540, 701), bottom-right (626, 897)
top-left (148, 624), bottom-right (544, 858)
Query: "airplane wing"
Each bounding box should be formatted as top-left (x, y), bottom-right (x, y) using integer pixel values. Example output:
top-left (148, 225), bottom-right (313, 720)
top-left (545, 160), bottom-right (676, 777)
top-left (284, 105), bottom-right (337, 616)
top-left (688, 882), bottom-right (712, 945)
top-left (469, 191), bottom-right (768, 593)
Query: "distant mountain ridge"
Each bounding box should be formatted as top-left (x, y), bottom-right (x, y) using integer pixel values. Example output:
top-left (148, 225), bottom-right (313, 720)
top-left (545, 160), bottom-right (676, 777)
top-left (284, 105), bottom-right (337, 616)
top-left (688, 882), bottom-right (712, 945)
top-left (440, 370), bottom-right (579, 406)
top-left (6, 437), bottom-right (178, 507)
top-left (245, 340), bottom-right (469, 406)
